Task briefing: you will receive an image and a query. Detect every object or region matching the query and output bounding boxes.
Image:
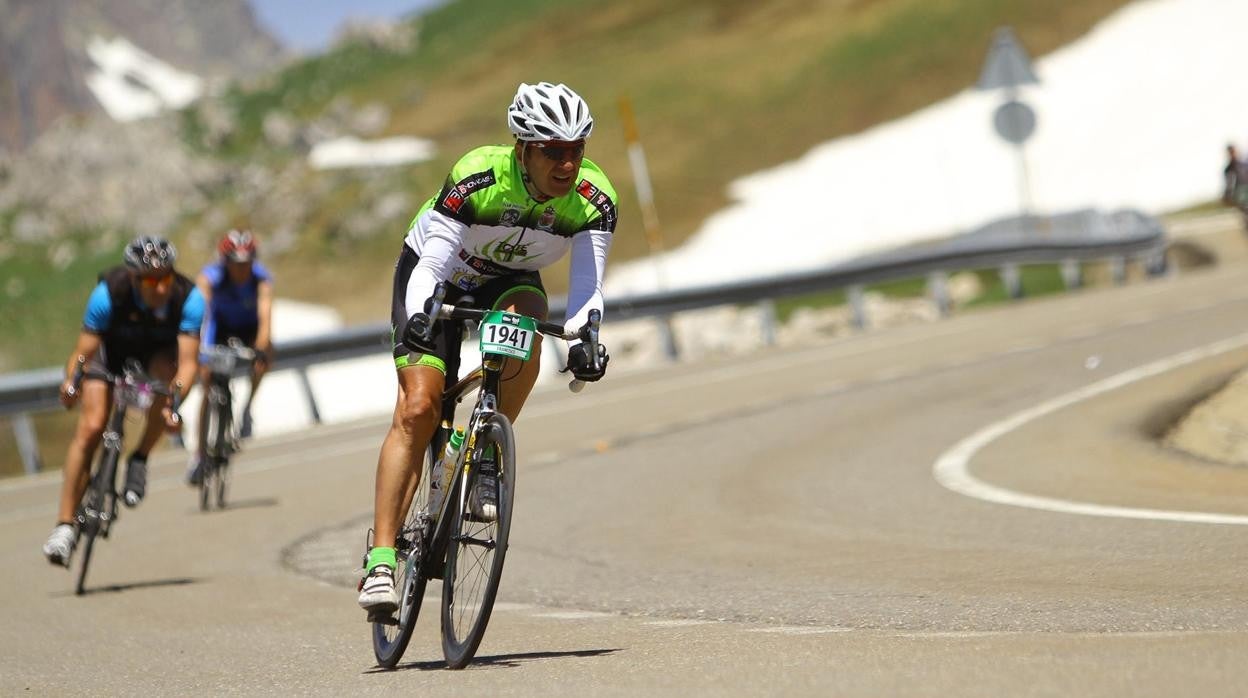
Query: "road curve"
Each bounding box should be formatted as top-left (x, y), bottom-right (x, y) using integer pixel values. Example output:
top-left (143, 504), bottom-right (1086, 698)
top-left (5, 261), bottom-right (1248, 696)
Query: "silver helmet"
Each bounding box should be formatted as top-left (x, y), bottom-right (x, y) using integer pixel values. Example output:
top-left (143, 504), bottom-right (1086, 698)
top-left (123, 235), bottom-right (177, 273)
top-left (507, 82), bottom-right (594, 142)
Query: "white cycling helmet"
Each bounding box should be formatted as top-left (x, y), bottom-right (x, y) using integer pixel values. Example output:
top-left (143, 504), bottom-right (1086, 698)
top-left (507, 82), bottom-right (594, 142)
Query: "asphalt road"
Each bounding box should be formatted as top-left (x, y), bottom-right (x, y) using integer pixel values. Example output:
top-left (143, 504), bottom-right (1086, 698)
top-left (5, 257), bottom-right (1248, 696)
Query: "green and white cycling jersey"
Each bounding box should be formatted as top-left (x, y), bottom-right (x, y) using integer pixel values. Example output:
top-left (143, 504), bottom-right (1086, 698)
top-left (402, 144), bottom-right (617, 333)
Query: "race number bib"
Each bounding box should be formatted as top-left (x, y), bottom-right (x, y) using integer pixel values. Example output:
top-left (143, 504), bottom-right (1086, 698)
top-left (479, 311), bottom-right (537, 360)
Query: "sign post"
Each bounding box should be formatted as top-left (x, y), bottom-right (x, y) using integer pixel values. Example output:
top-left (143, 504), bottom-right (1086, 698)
top-left (977, 26), bottom-right (1040, 217)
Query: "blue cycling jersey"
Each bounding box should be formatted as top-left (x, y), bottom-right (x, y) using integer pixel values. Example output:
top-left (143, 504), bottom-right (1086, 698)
top-left (83, 281), bottom-right (205, 333)
top-left (200, 261), bottom-right (271, 346)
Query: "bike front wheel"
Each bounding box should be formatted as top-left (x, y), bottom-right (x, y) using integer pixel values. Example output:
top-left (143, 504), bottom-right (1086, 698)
top-left (76, 447), bottom-right (119, 595)
top-left (440, 413), bottom-right (516, 669)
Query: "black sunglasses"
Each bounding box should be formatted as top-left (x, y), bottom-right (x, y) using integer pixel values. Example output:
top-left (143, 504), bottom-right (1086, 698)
top-left (531, 142), bottom-right (585, 162)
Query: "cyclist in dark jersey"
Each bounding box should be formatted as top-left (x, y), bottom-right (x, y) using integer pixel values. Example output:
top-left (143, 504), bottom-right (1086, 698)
top-left (42, 236), bottom-right (204, 567)
top-left (358, 82), bottom-right (615, 613)
top-left (187, 230), bottom-right (274, 485)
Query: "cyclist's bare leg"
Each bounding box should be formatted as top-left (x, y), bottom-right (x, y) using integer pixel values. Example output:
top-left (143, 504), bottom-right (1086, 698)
top-left (134, 356), bottom-right (178, 456)
top-left (496, 290), bottom-right (548, 422)
top-left (56, 379), bottom-right (111, 522)
top-left (372, 364), bottom-right (444, 549)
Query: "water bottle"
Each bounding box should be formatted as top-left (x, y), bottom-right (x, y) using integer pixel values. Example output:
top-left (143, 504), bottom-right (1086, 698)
top-left (427, 428), bottom-right (465, 519)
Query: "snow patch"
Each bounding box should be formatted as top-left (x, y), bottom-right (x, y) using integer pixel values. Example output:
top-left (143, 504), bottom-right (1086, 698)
top-left (308, 136), bottom-right (436, 170)
top-left (84, 36), bottom-right (203, 121)
top-left (607, 0), bottom-right (1248, 294)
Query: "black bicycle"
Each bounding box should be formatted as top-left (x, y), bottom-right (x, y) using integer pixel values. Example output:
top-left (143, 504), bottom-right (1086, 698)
top-left (69, 358), bottom-right (173, 595)
top-left (369, 284), bottom-right (602, 669)
top-left (198, 340), bottom-right (256, 511)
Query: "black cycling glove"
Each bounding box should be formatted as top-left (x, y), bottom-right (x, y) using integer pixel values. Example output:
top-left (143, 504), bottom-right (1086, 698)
top-left (402, 312), bottom-right (436, 354)
top-left (566, 342), bottom-right (610, 382)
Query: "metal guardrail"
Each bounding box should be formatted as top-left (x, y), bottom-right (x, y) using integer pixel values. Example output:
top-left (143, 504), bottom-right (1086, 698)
top-left (0, 207), bottom-right (1168, 474)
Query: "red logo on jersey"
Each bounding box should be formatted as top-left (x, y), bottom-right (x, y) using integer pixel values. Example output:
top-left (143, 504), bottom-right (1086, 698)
top-left (443, 191), bottom-right (465, 213)
top-left (576, 179), bottom-right (597, 199)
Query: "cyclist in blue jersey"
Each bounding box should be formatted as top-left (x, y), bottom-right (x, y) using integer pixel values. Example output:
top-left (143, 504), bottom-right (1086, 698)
top-left (187, 229), bottom-right (274, 485)
top-left (42, 236), bottom-right (204, 567)
top-left (358, 82), bottom-right (615, 613)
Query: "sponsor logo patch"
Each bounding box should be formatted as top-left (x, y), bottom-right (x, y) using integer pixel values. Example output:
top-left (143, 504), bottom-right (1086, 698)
top-left (499, 205), bottom-right (522, 227)
top-left (443, 190), bottom-right (465, 213)
top-left (537, 206), bottom-right (556, 232)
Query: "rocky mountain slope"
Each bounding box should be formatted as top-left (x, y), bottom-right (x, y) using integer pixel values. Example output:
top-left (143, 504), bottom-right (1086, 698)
top-left (0, 0), bottom-right (283, 153)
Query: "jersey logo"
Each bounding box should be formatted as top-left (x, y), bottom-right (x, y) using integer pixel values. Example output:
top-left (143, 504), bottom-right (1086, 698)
top-left (443, 190), bottom-right (465, 213)
top-left (499, 205), bottom-right (522, 227)
top-left (440, 169), bottom-right (497, 215)
top-left (536, 206), bottom-right (556, 232)
top-left (577, 179), bottom-right (617, 232)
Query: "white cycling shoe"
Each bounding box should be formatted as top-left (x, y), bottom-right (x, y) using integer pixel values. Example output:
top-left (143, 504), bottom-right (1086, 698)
top-left (468, 472), bottom-right (497, 522)
top-left (358, 565), bottom-right (398, 614)
top-left (42, 524), bottom-right (77, 568)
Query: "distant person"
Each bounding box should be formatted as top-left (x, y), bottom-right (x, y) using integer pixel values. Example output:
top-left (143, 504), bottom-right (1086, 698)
top-left (1224, 144), bottom-right (1248, 231)
top-left (357, 81), bottom-right (616, 615)
top-left (1222, 144), bottom-right (1246, 205)
top-left (187, 229), bottom-right (274, 485)
top-left (42, 236), bottom-right (202, 566)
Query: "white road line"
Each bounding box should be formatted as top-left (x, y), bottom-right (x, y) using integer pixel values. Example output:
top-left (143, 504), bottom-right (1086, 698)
top-left (643, 619), bottom-right (717, 628)
top-left (534, 610), bottom-right (615, 620)
top-left (747, 626), bottom-right (854, 635)
top-left (933, 330), bottom-right (1248, 525)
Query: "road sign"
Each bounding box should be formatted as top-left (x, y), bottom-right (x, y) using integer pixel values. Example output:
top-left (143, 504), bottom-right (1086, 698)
top-left (977, 26), bottom-right (1039, 90)
top-left (993, 100), bottom-right (1036, 144)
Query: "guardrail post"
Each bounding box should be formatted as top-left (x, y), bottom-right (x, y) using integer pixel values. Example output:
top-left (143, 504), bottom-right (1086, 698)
top-left (1060, 259), bottom-right (1082, 290)
top-left (1144, 247), bottom-right (1169, 277)
top-left (296, 367), bottom-right (322, 424)
top-left (13, 413), bottom-right (43, 474)
top-left (1000, 263), bottom-right (1023, 299)
top-left (1110, 256), bottom-right (1127, 285)
top-left (757, 300), bottom-right (777, 346)
top-left (927, 271), bottom-right (951, 317)
top-left (848, 285), bottom-right (868, 329)
top-left (657, 316), bottom-right (680, 361)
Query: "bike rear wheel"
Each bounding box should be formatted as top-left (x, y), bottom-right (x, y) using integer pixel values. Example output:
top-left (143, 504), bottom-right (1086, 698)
top-left (75, 447), bottom-right (119, 596)
top-left (372, 443), bottom-right (437, 668)
top-left (440, 413), bottom-right (516, 669)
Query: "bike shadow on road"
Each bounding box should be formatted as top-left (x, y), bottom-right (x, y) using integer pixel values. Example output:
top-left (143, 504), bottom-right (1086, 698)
top-left (365, 647), bottom-right (622, 673)
top-left (50, 577), bottom-right (203, 597)
top-left (215, 497), bottom-right (280, 511)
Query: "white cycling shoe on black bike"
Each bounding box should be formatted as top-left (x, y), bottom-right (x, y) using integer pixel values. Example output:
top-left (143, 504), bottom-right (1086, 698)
top-left (358, 565), bottom-right (398, 614)
top-left (468, 456), bottom-right (498, 522)
top-left (42, 523), bottom-right (77, 568)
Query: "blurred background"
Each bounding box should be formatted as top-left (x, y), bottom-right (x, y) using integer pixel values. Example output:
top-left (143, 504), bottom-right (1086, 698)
top-left (2, 0), bottom-right (1244, 473)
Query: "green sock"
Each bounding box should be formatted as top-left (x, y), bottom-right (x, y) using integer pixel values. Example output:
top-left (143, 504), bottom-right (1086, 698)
top-left (367, 546), bottom-right (396, 572)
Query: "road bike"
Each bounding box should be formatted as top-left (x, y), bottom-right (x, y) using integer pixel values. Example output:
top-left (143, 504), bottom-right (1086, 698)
top-left (368, 284), bottom-right (602, 669)
top-left (198, 340), bottom-right (256, 511)
top-left (70, 358), bottom-right (172, 595)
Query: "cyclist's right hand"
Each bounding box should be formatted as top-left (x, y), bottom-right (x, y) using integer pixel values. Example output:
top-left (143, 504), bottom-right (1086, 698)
top-left (402, 312), bottom-right (436, 354)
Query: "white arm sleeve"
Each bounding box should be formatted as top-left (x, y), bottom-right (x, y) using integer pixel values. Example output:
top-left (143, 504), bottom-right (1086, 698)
top-left (564, 228), bottom-right (612, 338)
top-left (404, 210), bottom-right (465, 318)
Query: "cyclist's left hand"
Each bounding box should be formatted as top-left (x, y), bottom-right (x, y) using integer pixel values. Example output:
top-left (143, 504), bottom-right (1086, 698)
top-left (161, 406), bottom-right (182, 432)
top-left (566, 342), bottom-right (609, 382)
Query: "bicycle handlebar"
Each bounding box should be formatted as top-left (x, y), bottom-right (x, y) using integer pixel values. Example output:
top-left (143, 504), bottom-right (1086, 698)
top-left (424, 283), bottom-right (602, 393)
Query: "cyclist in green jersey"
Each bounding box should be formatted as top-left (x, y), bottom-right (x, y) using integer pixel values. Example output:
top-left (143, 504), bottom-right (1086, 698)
top-left (359, 82), bottom-right (616, 613)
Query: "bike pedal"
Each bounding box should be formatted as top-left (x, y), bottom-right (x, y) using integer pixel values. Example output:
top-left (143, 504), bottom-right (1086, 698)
top-left (367, 611), bottom-right (398, 626)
